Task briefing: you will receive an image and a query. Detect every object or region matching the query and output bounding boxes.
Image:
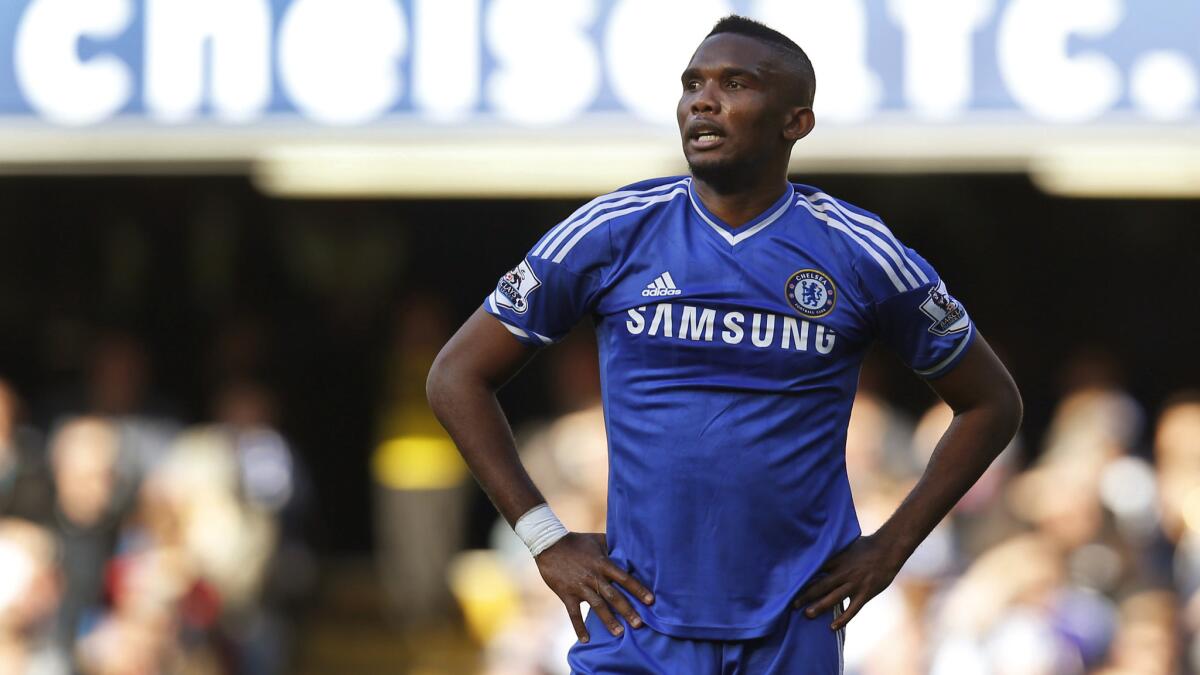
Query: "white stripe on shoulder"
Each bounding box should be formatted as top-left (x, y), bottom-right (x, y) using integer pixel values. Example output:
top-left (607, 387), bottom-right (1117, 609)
top-left (500, 320), bottom-right (528, 338)
top-left (804, 199), bottom-right (919, 290)
top-left (915, 324), bottom-right (973, 377)
top-left (796, 196), bottom-right (907, 293)
top-left (551, 185), bottom-right (688, 263)
top-left (488, 294), bottom-right (554, 343)
top-left (537, 179), bottom-right (689, 260)
top-left (530, 189), bottom-right (652, 257)
top-left (498, 319), bottom-right (553, 345)
top-left (811, 192), bottom-right (930, 285)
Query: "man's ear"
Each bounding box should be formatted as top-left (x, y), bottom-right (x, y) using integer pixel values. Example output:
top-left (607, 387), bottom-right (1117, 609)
top-left (784, 107), bottom-right (816, 142)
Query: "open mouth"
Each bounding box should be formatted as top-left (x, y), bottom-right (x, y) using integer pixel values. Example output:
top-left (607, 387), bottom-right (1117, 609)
top-left (688, 123), bottom-right (726, 150)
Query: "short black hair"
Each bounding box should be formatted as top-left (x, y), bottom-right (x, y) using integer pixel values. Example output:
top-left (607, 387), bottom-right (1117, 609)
top-left (706, 15), bottom-right (816, 107)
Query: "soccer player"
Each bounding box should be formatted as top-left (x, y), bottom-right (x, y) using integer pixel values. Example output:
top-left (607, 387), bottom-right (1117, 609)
top-left (427, 14), bottom-right (1022, 674)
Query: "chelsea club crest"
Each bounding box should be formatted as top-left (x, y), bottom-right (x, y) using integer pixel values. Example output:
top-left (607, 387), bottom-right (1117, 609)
top-left (786, 269), bottom-right (836, 318)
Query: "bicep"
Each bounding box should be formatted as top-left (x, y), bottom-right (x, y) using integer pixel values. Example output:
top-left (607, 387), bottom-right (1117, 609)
top-left (431, 307), bottom-right (540, 391)
top-left (924, 334), bottom-right (1021, 417)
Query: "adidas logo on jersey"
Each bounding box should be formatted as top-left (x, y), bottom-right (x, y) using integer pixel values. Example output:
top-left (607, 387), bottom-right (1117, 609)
top-left (642, 271), bottom-right (682, 297)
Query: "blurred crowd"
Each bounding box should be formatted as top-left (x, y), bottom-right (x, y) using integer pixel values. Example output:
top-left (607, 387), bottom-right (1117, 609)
top-left (5, 296), bottom-right (1196, 675)
top-left (443, 339), bottom-right (1200, 675)
top-left (0, 334), bottom-right (314, 674)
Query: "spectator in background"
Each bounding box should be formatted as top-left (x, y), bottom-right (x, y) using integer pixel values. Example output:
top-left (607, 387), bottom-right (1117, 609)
top-left (929, 532), bottom-right (1085, 675)
top-left (215, 379), bottom-right (315, 674)
top-left (0, 518), bottom-right (68, 675)
top-left (206, 317), bottom-right (272, 395)
top-left (1007, 385), bottom-right (1148, 594)
top-left (86, 333), bottom-right (154, 420)
top-left (1097, 590), bottom-right (1177, 675)
top-left (48, 416), bottom-right (136, 652)
top-left (88, 332), bottom-right (181, 479)
top-left (81, 426), bottom-right (279, 674)
top-left (76, 539), bottom-right (216, 675)
top-left (1152, 392), bottom-right (1200, 671)
top-left (1153, 392), bottom-right (1200, 566)
top-left (373, 294), bottom-right (469, 626)
top-left (40, 331), bottom-right (181, 480)
top-left (0, 380), bottom-right (53, 524)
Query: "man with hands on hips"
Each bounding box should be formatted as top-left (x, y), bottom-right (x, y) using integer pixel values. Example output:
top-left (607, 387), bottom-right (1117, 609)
top-left (427, 14), bottom-right (1021, 674)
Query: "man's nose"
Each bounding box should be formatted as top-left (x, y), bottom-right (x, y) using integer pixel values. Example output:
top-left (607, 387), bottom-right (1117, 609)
top-left (691, 81), bottom-right (719, 115)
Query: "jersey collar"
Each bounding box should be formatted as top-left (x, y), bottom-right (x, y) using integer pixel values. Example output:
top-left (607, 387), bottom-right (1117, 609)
top-left (687, 178), bottom-right (795, 246)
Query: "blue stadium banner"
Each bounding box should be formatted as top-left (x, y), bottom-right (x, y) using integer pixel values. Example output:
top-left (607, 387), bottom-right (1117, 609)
top-left (0, 0), bottom-right (1196, 128)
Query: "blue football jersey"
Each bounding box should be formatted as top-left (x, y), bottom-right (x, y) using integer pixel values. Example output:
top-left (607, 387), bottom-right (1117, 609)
top-left (484, 176), bottom-right (975, 639)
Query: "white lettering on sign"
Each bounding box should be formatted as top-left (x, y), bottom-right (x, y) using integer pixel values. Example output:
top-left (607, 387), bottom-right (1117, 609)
top-left (486, 0), bottom-right (600, 125)
top-left (5, 0), bottom-right (1196, 128)
top-left (752, 0), bottom-right (880, 123)
top-left (887, 0), bottom-right (994, 120)
top-left (14, 0), bottom-right (134, 126)
top-left (144, 0), bottom-right (272, 123)
top-left (605, 0), bottom-right (730, 125)
top-left (413, 0), bottom-right (481, 122)
top-left (998, 0), bottom-right (1123, 123)
top-left (1130, 51), bottom-right (1199, 122)
top-left (278, 0), bottom-right (407, 125)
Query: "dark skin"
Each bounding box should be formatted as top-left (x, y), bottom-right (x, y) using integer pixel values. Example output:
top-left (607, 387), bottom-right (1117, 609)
top-left (426, 32), bottom-right (1022, 641)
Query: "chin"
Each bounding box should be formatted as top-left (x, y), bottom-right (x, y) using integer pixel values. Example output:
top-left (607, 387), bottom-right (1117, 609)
top-left (687, 154), bottom-right (747, 186)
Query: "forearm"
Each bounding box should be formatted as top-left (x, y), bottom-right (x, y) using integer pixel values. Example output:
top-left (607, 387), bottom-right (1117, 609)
top-left (874, 398), bottom-right (1021, 561)
top-left (427, 361), bottom-right (546, 527)
top-left (430, 290), bottom-right (645, 644)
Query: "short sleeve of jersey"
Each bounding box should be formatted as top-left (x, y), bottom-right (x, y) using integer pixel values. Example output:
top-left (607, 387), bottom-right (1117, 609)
top-left (482, 198), bottom-right (614, 347)
top-left (854, 222), bottom-right (976, 379)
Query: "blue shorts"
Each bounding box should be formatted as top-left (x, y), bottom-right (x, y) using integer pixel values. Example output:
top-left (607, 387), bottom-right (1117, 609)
top-left (567, 604), bottom-right (844, 674)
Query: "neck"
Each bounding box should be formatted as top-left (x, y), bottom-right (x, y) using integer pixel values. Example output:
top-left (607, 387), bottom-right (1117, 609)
top-left (691, 174), bottom-right (790, 229)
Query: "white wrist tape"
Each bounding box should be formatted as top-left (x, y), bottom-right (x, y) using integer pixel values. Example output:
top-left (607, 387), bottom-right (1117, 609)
top-left (514, 503), bottom-right (569, 557)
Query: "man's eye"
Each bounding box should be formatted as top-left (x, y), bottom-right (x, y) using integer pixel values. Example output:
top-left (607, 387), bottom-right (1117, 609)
top-left (685, 80), bottom-right (700, 90)
top-left (726, 80), bottom-right (743, 89)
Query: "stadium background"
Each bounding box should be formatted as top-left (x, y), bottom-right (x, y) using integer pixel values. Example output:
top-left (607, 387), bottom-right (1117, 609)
top-left (0, 0), bottom-right (1197, 673)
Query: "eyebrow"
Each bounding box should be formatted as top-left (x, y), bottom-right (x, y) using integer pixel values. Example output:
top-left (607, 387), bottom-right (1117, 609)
top-left (681, 66), bottom-right (763, 82)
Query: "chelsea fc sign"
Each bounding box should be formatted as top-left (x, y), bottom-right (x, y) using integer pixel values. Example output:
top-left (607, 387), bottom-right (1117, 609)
top-left (786, 269), bottom-right (836, 319)
top-left (0, 0), bottom-right (1195, 128)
